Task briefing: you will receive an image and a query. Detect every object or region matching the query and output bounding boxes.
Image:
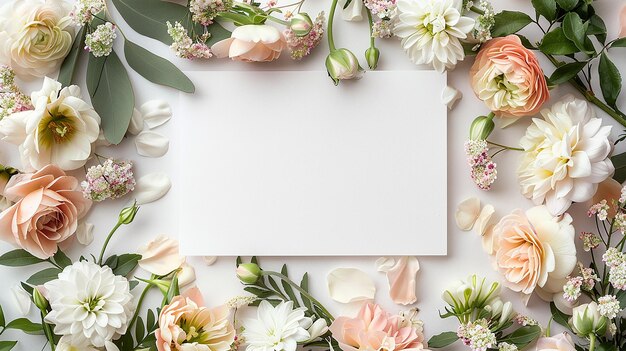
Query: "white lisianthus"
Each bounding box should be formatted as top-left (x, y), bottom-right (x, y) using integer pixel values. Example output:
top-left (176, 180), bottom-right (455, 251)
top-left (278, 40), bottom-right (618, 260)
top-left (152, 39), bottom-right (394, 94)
top-left (0, 0), bottom-right (74, 78)
top-left (519, 95), bottom-right (614, 216)
top-left (0, 77), bottom-right (100, 171)
top-left (44, 261), bottom-right (134, 347)
top-left (394, 0), bottom-right (474, 72)
top-left (243, 300), bottom-right (312, 351)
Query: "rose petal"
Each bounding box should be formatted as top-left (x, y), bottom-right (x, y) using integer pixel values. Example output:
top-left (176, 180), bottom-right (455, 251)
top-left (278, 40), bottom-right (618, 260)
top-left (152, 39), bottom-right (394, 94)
top-left (473, 204), bottom-right (495, 236)
top-left (327, 268), bottom-right (375, 303)
top-left (134, 173), bottom-right (172, 205)
top-left (127, 108), bottom-right (144, 135)
top-left (455, 197), bottom-right (481, 231)
top-left (135, 131), bottom-right (170, 158)
top-left (140, 100), bottom-right (172, 129)
top-left (76, 222), bottom-right (94, 246)
top-left (11, 285), bottom-right (31, 316)
top-left (138, 235), bottom-right (185, 275)
top-left (178, 262), bottom-right (196, 287)
top-left (203, 256), bottom-right (218, 265)
top-left (386, 256), bottom-right (420, 305)
top-left (441, 86), bottom-right (462, 110)
top-left (375, 257), bottom-right (395, 272)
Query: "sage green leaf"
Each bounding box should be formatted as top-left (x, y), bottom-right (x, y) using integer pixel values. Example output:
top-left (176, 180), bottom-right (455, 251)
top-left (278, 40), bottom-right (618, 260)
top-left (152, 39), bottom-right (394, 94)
top-left (612, 38), bottom-right (626, 48)
top-left (87, 51), bottom-right (135, 144)
top-left (6, 318), bottom-right (43, 335)
top-left (562, 12), bottom-right (592, 54)
top-left (112, 253), bottom-right (142, 276)
top-left (124, 40), bottom-right (194, 93)
top-left (556, 0), bottom-right (578, 11)
top-left (491, 11), bottom-right (533, 37)
top-left (26, 267), bottom-right (62, 285)
top-left (280, 265), bottom-right (299, 307)
top-left (428, 331), bottom-right (458, 348)
top-left (205, 22), bottom-right (232, 46)
top-left (52, 249), bottom-right (72, 268)
top-left (500, 325), bottom-right (541, 349)
top-left (532, 0), bottom-right (557, 21)
top-left (0, 341), bottom-right (17, 351)
top-left (540, 28), bottom-right (578, 54)
top-left (58, 26), bottom-right (86, 87)
top-left (549, 61), bottom-right (587, 85)
top-left (598, 52), bottom-right (622, 108)
top-left (550, 302), bottom-right (571, 328)
top-left (0, 249), bottom-right (45, 267)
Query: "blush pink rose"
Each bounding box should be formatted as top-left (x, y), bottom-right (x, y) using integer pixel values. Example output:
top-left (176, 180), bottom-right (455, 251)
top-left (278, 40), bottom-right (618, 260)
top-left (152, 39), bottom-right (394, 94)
top-left (470, 35), bottom-right (549, 118)
top-left (211, 24), bottom-right (285, 62)
top-left (0, 165), bottom-right (91, 259)
top-left (329, 303), bottom-right (428, 351)
top-left (536, 332), bottom-right (576, 351)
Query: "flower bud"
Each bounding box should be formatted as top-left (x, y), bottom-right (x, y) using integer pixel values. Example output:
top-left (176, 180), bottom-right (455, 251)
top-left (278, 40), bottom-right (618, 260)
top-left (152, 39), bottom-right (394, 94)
top-left (307, 318), bottom-right (329, 340)
top-left (469, 115), bottom-right (495, 140)
top-left (290, 13), bottom-right (314, 37)
top-left (237, 263), bottom-right (261, 284)
top-left (119, 202), bottom-right (140, 225)
top-left (365, 47), bottom-right (380, 70)
top-left (325, 48), bottom-right (363, 85)
top-left (33, 287), bottom-right (49, 311)
top-left (570, 302), bottom-right (608, 336)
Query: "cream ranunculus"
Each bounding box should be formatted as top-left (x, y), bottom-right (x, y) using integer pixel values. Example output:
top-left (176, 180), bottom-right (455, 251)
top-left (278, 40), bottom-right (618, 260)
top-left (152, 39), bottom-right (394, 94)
top-left (0, 0), bottom-right (74, 78)
top-left (0, 77), bottom-right (101, 171)
top-left (519, 95), bottom-right (614, 216)
top-left (491, 205), bottom-right (576, 303)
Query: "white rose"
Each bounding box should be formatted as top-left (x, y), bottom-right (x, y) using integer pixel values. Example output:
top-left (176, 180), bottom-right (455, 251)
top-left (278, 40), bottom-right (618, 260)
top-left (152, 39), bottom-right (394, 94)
top-left (0, 0), bottom-right (74, 78)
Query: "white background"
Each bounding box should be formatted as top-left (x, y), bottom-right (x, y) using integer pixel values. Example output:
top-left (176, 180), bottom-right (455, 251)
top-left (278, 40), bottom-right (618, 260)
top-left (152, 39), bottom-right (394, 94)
top-left (0, 0), bottom-right (625, 350)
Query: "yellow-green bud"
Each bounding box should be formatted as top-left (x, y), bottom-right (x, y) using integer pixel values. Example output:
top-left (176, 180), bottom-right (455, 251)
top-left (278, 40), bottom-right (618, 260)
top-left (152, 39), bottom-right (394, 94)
top-left (365, 47), bottom-right (380, 70)
top-left (33, 287), bottom-right (49, 311)
top-left (469, 115), bottom-right (495, 140)
top-left (290, 13), bottom-right (313, 37)
top-left (236, 263), bottom-right (261, 284)
top-left (325, 48), bottom-right (362, 85)
top-left (119, 202), bottom-right (139, 225)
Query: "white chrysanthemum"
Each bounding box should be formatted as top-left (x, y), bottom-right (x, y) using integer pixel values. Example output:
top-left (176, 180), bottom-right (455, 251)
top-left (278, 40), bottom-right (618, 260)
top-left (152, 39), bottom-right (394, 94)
top-left (519, 95), bottom-right (614, 216)
top-left (0, 77), bottom-right (100, 171)
top-left (394, 0), bottom-right (474, 72)
top-left (44, 261), bottom-right (134, 348)
top-left (242, 300), bottom-right (312, 351)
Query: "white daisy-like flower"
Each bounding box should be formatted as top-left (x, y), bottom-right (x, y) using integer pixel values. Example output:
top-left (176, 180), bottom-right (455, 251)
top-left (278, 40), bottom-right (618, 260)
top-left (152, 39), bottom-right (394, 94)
top-left (44, 261), bottom-right (134, 347)
top-left (394, 0), bottom-right (474, 72)
top-left (242, 300), bottom-right (312, 351)
top-left (518, 95), bottom-right (614, 216)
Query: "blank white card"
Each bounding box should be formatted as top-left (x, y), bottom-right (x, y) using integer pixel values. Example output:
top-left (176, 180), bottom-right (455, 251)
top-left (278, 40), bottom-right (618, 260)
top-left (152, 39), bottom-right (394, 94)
top-left (177, 71), bottom-right (447, 256)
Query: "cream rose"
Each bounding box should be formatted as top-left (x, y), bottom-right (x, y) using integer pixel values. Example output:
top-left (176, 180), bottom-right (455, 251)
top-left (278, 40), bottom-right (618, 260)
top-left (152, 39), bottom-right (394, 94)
top-left (536, 333), bottom-right (576, 351)
top-left (0, 0), bottom-right (74, 78)
top-left (211, 24), bottom-right (285, 62)
top-left (491, 205), bottom-right (576, 302)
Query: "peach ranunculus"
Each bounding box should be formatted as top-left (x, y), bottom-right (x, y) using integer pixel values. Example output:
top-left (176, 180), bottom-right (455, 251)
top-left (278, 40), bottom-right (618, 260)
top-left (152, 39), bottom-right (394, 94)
top-left (491, 205), bottom-right (576, 303)
top-left (138, 235), bottom-right (185, 276)
top-left (211, 24), bottom-right (285, 62)
top-left (0, 0), bottom-right (74, 78)
top-left (329, 303), bottom-right (428, 351)
top-left (470, 35), bottom-right (549, 118)
top-left (155, 291), bottom-right (235, 351)
top-left (536, 333), bottom-right (576, 351)
top-left (0, 164), bottom-right (91, 258)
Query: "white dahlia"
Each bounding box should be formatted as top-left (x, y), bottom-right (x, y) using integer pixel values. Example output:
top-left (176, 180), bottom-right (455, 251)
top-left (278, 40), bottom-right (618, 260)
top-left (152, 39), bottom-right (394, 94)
top-left (242, 300), bottom-right (312, 351)
top-left (44, 261), bottom-right (134, 347)
top-left (394, 0), bottom-right (474, 72)
top-left (0, 77), bottom-right (100, 171)
top-left (519, 95), bottom-right (614, 216)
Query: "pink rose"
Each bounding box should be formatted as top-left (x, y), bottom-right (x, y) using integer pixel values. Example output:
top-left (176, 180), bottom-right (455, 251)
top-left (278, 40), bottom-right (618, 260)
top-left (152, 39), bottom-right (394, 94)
top-left (470, 35), bottom-right (549, 117)
top-left (0, 165), bottom-right (91, 258)
top-left (211, 24), bottom-right (285, 62)
top-left (536, 332), bottom-right (576, 351)
top-left (329, 303), bottom-right (428, 351)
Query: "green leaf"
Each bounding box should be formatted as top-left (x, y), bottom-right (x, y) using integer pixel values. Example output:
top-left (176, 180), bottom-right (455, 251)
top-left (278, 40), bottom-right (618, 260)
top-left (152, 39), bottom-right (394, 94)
top-left (5, 318), bottom-right (43, 335)
top-left (556, 0), bottom-right (578, 11)
top-left (244, 286), bottom-right (274, 298)
top-left (562, 12), bottom-right (591, 54)
top-left (549, 61), bottom-right (587, 85)
top-left (135, 316), bottom-right (145, 341)
top-left (87, 51), bottom-right (135, 144)
top-left (52, 249), bottom-right (72, 268)
top-left (113, 254), bottom-right (142, 276)
top-left (517, 35), bottom-right (537, 50)
top-left (550, 302), bottom-right (571, 328)
top-left (612, 38), bottom-right (626, 48)
top-left (0, 306), bottom-right (5, 328)
top-left (0, 341), bottom-right (17, 351)
top-left (280, 265), bottom-right (299, 307)
top-left (532, 0), bottom-right (557, 21)
top-left (0, 249), bottom-right (45, 267)
top-left (26, 267), bottom-right (62, 285)
top-left (104, 254), bottom-right (119, 270)
top-left (500, 325), bottom-right (541, 349)
top-left (58, 26), bottom-right (86, 87)
top-left (587, 14), bottom-right (607, 43)
top-left (147, 309), bottom-right (156, 330)
top-left (491, 11), bottom-right (533, 37)
top-left (300, 273), bottom-right (314, 312)
top-left (124, 40), bottom-right (194, 93)
top-left (540, 28), bottom-right (579, 54)
top-left (427, 331), bottom-right (458, 348)
top-left (598, 52), bottom-right (622, 108)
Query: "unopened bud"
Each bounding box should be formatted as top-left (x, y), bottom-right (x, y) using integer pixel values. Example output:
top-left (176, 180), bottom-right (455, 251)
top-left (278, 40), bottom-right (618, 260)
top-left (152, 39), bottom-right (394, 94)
top-left (290, 13), bottom-right (314, 37)
top-left (33, 287), bottom-right (49, 311)
top-left (469, 115), bottom-right (495, 141)
top-left (365, 47), bottom-right (380, 70)
top-left (325, 48), bottom-right (363, 85)
top-left (119, 202), bottom-right (139, 225)
top-left (236, 263), bottom-right (261, 284)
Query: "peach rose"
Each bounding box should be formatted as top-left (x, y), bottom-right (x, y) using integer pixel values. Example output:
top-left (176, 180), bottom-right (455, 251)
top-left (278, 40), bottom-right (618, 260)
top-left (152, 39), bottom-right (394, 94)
top-left (329, 303), bottom-right (428, 351)
top-left (491, 206), bottom-right (576, 302)
top-left (155, 292), bottom-right (235, 351)
top-left (470, 35), bottom-right (549, 117)
top-left (536, 333), bottom-right (576, 351)
top-left (0, 165), bottom-right (91, 258)
top-left (211, 24), bottom-right (285, 62)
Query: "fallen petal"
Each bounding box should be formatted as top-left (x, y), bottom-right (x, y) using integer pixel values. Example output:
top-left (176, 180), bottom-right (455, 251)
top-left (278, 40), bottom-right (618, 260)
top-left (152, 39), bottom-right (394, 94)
top-left (473, 204), bottom-right (495, 236)
top-left (140, 100), bottom-right (172, 129)
top-left (203, 256), bottom-right (218, 265)
top-left (441, 86), bottom-right (462, 110)
top-left (375, 257), bottom-right (396, 272)
top-left (455, 197), bottom-right (481, 231)
top-left (327, 268), bottom-right (375, 303)
top-left (11, 285), bottom-right (31, 316)
top-left (76, 222), bottom-right (95, 246)
top-left (134, 173), bottom-right (172, 205)
top-left (341, 0), bottom-right (363, 21)
top-left (386, 256), bottom-right (420, 305)
top-left (127, 108), bottom-right (144, 135)
top-left (135, 131), bottom-right (170, 157)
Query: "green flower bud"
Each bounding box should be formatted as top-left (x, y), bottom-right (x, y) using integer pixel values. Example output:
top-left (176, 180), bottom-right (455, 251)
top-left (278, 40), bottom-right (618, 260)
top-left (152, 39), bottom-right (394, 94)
top-left (365, 47), bottom-right (380, 70)
top-left (33, 287), bottom-right (49, 311)
top-left (290, 13), bottom-right (314, 37)
top-left (119, 202), bottom-right (139, 225)
top-left (571, 302), bottom-right (608, 337)
top-left (469, 115), bottom-right (495, 140)
top-left (325, 48), bottom-right (363, 85)
top-left (237, 263), bottom-right (261, 284)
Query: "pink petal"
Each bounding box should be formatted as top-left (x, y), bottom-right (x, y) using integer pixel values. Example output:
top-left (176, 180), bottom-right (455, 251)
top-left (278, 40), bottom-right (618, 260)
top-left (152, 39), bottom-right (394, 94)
top-left (385, 257), bottom-right (420, 305)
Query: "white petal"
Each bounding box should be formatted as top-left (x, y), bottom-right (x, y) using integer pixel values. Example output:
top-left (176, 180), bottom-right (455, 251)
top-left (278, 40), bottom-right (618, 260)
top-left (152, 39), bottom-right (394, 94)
top-left (341, 0), bottom-right (363, 21)
top-left (105, 341), bottom-right (120, 351)
top-left (140, 100), bottom-right (172, 129)
top-left (135, 131), bottom-right (170, 157)
top-left (127, 108), bottom-right (144, 135)
top-left (441, 86), bottom-right (462, 110)
top-left (327, 268), bottom-right (375, 303)
top-left (76, 222), bottom-right (95, 246)
top-left (455, 197), bottom-right (480, 230)
top-left (134, 173), bottom-right (172, 205)
top-left (375, 257), bottom-right (396, 272)
top-left (178, 263), bottom-right (196, 287)
top-left (473, 204), bottom-right (495, 236)
top-left (11, 285), bottom-right (31, 316)
top-left (203, 256), bottom-right (218, 265)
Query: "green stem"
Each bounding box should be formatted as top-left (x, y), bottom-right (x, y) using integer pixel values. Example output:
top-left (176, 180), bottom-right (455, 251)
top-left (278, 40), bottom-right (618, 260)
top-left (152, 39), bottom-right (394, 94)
top-left (265, 15), bottom-right (289, 25)
top-left (128, 283), bottom-right (153, 331)
top-left (486, 140), bottom-right (524, 151)
top-left (327, 0), bottom-right (339, 51)
top-left (589, 333), bottom-right (596, 351)
top-left (366, 9), bottom-right (375, 48)
top-left (469, 5), bottom-right (485, 15)
top-left (41, 312), bottom-right (56, 351)
top-left (262, 271), bottom-right (335, 321)
top-left (97, 222), bottom-right (122, 265)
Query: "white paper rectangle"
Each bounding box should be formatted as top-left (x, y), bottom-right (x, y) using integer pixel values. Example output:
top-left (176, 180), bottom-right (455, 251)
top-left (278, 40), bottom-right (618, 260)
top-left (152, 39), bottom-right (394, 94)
top-left (177, 71), bottom-right (447, 256)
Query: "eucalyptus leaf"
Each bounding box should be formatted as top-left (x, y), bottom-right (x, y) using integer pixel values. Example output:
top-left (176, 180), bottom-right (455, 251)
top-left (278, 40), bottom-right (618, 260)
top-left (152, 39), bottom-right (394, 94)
top-left (491, 11), bottom-right (533, 37)
top-left (5, 318), bottom-right (43, 335)
top-left (540, 28), bottom-right (578, 55)
top-left (549, 61), bottom-right (587, 85)
top-left (58, 26), bottom-right (86, 87)
top-left (427, 331), bottom-right (458, 348)
top-left (598, 52), bottom-right (622, 108)
top-left (532, 0), bottom-right (557, 21)
top-left (26, 267), bottom-right (62, 285)
top-left (0, 250), bottom-right (45, 267)
top-left (0, 341), bottom-right (17, 351)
